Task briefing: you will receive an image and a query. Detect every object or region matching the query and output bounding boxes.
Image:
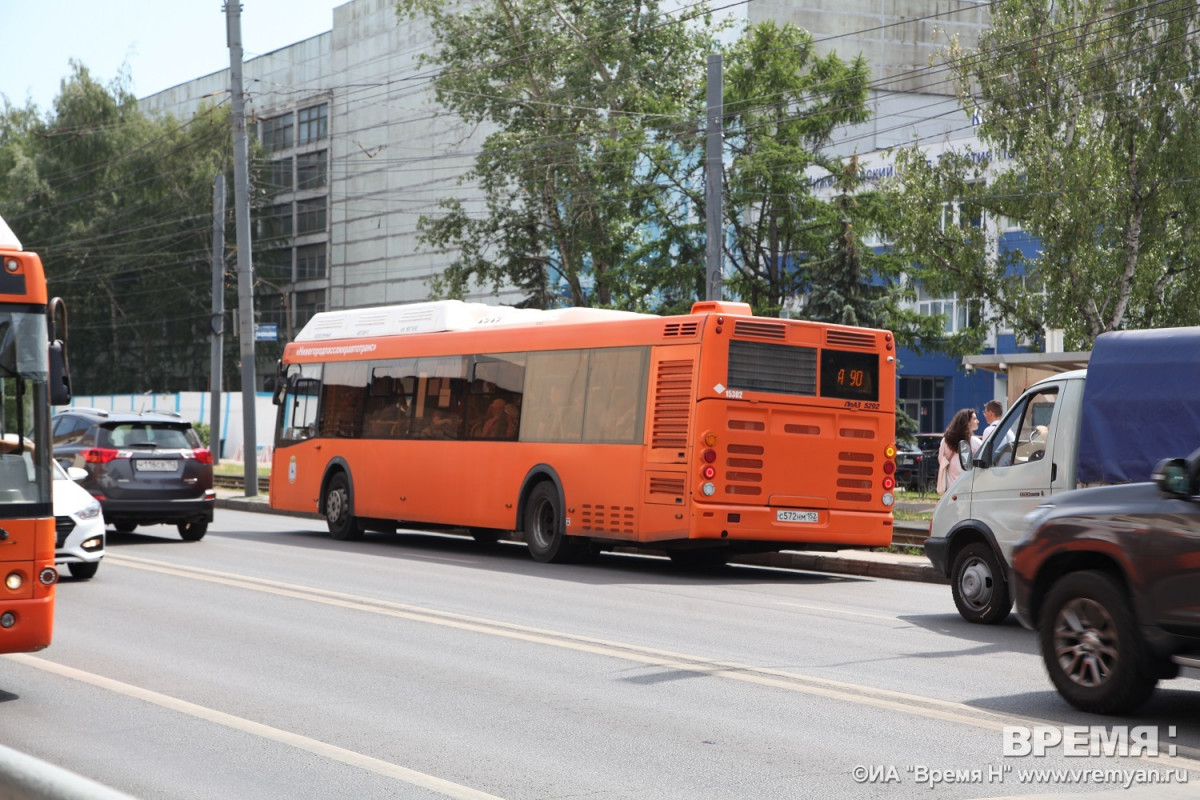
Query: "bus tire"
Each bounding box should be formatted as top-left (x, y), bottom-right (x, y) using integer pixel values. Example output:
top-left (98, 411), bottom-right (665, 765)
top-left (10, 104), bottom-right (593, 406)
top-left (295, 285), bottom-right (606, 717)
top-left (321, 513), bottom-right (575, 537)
top-left (325, 473), bottom-right (364, 541)
top-left (524, 482), bottom-right (580, 563)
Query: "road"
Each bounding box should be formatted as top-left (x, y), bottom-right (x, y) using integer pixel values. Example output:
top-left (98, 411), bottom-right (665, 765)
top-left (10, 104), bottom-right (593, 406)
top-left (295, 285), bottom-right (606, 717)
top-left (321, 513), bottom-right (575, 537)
top-left (2, 509), bottom-right (1199, 799)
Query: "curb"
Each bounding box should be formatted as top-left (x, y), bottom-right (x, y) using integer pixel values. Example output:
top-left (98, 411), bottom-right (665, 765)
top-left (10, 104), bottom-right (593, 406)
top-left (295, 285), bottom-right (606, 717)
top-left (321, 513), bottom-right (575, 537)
top-left (216, 496), bottom-right (944, 584)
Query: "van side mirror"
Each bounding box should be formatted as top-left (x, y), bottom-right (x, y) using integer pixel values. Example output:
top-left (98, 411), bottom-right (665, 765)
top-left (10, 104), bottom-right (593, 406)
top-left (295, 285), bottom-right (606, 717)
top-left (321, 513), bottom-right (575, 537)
top-left (1154, 457), bottom-right (1191, 497)
top-left (957, 439), bottom-right (973, 471)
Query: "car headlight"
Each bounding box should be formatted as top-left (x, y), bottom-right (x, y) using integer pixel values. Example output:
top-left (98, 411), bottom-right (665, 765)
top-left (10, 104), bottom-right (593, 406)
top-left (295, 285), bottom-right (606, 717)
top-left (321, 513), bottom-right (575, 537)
top-left (1024, 503), bottom-right (1055, 531)
top-left (76, 500), bottom-right (102, 520)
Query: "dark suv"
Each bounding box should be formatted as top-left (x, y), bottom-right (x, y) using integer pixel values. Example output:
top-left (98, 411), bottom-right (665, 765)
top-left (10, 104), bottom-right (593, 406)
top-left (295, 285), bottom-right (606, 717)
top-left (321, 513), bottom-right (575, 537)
top-left (895, 433), bottom-right (941, 493)
top-left (51, 408), bottom-right (214, 541)
top-left (1011, 449), bottom-right (1200, 714)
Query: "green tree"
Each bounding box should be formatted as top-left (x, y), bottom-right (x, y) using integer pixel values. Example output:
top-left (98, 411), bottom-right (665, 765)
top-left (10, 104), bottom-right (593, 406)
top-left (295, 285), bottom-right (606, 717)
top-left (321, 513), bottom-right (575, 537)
top-left (720, 22), bottom-right (872, 317)
top-left (0, 64), bottom-right (236, 393)
top-left (895, 0), bottom-right (1200, 349)
top-left (396, 0), bottom-right (721, 310)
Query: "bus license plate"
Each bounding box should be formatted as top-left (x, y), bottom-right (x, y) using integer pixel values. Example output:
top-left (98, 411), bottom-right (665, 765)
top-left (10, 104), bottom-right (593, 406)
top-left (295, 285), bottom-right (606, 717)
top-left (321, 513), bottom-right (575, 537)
top-left (135, 460), bottom-right (177, 472)
top-left (777, 510), bottom-right (819, 524)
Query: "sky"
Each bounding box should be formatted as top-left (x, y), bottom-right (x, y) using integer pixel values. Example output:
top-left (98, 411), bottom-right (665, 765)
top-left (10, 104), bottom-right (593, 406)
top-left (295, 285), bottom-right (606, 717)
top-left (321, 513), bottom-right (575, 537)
top-left (0, 1), bottom-right (350, 112)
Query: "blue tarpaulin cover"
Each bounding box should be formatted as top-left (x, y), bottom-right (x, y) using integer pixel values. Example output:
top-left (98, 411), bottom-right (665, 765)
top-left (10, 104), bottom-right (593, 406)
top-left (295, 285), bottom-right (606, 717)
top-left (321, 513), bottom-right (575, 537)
top-left (1077, 327), bottom-right (1200, 484)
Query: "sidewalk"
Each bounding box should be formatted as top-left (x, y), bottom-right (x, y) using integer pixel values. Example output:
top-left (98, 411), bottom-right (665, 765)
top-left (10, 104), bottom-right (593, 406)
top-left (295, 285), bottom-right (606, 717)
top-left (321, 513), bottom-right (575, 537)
top-left (214, 487), bottom-right (944, 584)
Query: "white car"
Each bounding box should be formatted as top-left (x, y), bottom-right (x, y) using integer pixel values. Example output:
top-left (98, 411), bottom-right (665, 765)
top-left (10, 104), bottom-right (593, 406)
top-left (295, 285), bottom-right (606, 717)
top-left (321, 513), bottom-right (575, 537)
top-left (54, 461), bottom-right (105, 580)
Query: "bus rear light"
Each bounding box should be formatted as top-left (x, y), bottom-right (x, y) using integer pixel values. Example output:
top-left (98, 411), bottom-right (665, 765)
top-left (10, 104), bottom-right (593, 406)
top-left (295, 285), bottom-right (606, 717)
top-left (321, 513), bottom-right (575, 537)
top-left (884, 444), bottom-right (896, 459)
top-left (701, 465), bottom-right (716, 480)
top-left (38, 567), bottom-right (58, 586)
top-left (701, 482), bottom-right (716, 496)
top-left (882, 460), bottom-right (895, 475)
top-left (703, 432), bottom-right (718, 446)
top-left (0, 612), bottom-right (13, 628)
top-left (885, 332), bottom-right (894, 351)
top-left (702, 448), bottom-right (717, 463)
top-left (83, 447), bottom-right (120, 464)
top-left (882, 493), bottom-right (894, 507)
top-left (882, 476), bottom-right (895, 490)
top-left (4, 258), bottom-right (18, 273)
top-left (5, 572), bottom-right (22, 591)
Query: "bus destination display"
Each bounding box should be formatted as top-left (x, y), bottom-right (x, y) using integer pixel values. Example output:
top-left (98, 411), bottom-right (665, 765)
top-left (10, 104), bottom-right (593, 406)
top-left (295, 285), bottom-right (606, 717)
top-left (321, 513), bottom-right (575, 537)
top-left (819, 349), bottom-right (878, 401)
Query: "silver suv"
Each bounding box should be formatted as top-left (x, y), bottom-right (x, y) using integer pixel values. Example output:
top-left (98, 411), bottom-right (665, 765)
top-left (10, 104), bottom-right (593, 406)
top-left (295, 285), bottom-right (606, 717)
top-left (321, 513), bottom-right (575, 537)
top-left (51, 409), bottom-right (214, 541)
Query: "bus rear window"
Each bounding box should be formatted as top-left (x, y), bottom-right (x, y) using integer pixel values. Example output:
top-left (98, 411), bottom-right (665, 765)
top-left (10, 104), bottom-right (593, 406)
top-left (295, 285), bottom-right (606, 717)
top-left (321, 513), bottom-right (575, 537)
top-left (820, 349), bottom-right (879, 401)
top-left (728, 340), bottom-right (817, 396)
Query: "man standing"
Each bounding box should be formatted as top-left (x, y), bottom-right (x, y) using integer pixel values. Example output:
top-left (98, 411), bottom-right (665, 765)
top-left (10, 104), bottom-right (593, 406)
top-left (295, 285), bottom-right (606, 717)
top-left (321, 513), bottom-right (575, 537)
top-left (981, 400), bottom-right (1004, 442)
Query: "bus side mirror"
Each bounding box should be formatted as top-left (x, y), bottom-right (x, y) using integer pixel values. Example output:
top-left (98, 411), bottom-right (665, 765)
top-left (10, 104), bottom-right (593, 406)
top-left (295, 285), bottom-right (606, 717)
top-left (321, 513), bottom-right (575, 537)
top-left (48, 340), bottom-right (71, 406)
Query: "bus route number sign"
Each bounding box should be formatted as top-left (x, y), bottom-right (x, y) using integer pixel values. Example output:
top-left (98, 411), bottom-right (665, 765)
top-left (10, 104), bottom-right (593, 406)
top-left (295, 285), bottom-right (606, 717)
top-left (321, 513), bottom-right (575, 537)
top-left (777, 510), bottom-right (819, 524)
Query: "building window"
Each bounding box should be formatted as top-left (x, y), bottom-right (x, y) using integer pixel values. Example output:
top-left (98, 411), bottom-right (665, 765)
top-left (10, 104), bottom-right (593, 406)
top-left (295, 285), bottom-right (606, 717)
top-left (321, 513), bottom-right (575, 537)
top-left (261, 113), bottom-right (294, 153)
top-left (270, 157), bottom-right (293, 194)
top-left (899, 376), bottom-right (945, 434)
top-left (295, 289), bottom-right (325, 329)
top-left (916, 284), bottom-right (977, 334)
top-left (298, 104), bottom-right (327, 145)
top-left (257, 247), bottom-right (292, 284)
top-left (297, 243), bottom-right (326, 280)
top-left (297, 150), bottom-right (327, 190)
top-left (297, 197), bottom-right (327, 235)
top-left (259, 204), bottom-right (292, 240)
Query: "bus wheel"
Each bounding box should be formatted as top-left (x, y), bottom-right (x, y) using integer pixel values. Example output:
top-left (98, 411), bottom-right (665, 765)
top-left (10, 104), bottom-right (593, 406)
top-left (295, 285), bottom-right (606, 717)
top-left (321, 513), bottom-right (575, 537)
top-left (524, 483), bottom-right (580, 563)
top-left (325, 474), bottom-right (364, 541)
top-left (668, 548), bottom-right (729, 570)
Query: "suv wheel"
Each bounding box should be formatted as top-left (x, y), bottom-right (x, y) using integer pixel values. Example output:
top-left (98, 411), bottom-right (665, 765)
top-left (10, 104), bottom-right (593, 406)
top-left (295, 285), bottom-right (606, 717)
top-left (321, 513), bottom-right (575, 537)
top-left (68, 562), bottom-right (99, 580)
top-left (178, 521), bottom-right (208, 541)
top-left (951, 542), bottom-right (1012, 624)
top-left (1039, 570), bottom-right (1157, 714)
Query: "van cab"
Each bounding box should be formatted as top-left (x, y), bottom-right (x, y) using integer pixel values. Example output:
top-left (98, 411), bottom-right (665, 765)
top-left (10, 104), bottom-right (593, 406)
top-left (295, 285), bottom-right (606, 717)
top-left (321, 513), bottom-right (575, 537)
top-left (925, 325), bottom-right (1200, 624)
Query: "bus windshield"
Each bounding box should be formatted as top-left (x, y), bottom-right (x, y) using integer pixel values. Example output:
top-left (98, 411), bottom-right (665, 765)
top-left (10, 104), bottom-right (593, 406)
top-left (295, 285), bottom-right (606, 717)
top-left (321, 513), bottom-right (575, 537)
top-left (0, 310), bottom-right (52, 508)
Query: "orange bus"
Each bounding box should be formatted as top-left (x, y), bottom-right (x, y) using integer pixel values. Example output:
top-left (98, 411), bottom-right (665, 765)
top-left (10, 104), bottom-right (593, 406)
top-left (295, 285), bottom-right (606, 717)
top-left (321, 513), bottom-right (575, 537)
top-left (0, 214), bottom-right (71, 652)
top-left (269, 300), bottom-right (897, 564)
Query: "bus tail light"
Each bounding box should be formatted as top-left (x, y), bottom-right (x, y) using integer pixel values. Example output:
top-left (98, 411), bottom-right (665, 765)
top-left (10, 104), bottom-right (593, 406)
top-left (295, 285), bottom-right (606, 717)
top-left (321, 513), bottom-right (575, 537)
top-left (702, 449), bottom-right (716, 463)
top-left (701, 465), bottom-right (716, 480)
top-left (882, 476), bottom-right (895, 491)
top-left (5, 572), bottom-right (22, 591)
top-left (38, 567), bottom-right (57, 586)
top-left (0, 612), bottom-right (13, 628)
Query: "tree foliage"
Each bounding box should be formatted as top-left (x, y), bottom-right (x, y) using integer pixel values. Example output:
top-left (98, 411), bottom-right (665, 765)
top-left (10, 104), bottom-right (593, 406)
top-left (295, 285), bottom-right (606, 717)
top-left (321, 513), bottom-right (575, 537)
top-left (895, 0), bottom-right (1200, 349)
top-left (397, 0), bottom-right (721, 310)
top-left (0, 64), bottom-right (237, 393)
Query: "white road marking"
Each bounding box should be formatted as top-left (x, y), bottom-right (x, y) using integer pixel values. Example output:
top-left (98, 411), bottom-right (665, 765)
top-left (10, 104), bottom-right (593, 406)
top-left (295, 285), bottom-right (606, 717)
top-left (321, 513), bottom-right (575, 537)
top-left (5, 652), bottom-right (504, 800)
top-left (39, 553), bottom-right (1200, 778)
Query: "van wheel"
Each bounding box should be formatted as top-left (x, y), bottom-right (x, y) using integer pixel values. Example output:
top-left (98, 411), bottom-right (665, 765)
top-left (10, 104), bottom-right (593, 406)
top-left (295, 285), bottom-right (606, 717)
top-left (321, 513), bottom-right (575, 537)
top-left (523, 483), bottom-right (580, 563)
top-left (1040, 571), bottom-right (1157, 714)
top-left (951, 542), bottom-right (1012, 624)
top-left (178, 521), bottom-right (208, 541)
top-left (325, 474), bottom-right (364, 541)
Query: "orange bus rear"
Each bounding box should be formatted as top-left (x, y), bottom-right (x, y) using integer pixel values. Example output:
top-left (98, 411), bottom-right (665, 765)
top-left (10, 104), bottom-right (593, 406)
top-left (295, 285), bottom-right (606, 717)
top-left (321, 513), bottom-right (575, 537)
top-left (0, 214), bottom-right (71, 652)
top-left (269, 300), bottom-right (897, 564)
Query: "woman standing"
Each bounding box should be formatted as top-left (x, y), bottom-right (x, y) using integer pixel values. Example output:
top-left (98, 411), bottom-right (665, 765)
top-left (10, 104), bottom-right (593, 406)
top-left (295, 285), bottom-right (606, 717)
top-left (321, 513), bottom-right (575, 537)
top-left (936, 409), bottom-right (982, 493)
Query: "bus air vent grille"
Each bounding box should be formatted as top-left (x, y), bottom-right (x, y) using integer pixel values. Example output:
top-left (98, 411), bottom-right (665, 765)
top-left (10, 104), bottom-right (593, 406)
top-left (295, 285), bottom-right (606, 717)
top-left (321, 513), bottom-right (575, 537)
top-left (579, 504), bottom-right (635, 535)
top-left (734, 320), bottom-right (787, 340)
top-left (651, 360), bottom-right (694, 449)
top-left (663, 322), bottom-right (699, 337)
top-left (825, 329), bottom-right (875, 348)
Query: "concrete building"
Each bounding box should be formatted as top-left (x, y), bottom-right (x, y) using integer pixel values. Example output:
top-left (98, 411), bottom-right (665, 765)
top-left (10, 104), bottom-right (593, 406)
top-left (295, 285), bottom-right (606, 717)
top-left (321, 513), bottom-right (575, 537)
top-left (140, 0), bottom-right (1001, 433)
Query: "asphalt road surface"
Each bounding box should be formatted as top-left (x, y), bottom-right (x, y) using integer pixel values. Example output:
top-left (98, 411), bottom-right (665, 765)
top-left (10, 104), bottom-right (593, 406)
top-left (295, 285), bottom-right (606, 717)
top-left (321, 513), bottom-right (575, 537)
top-left (2, 509), bottom-right (1199, 799)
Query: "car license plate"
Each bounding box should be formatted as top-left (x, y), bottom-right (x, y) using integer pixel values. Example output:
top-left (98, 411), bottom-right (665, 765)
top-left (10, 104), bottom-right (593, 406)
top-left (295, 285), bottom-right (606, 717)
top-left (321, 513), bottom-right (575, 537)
top-left (135, 459), bottom-right (177, 472)
top-left (776, 510), bottom-right (819, 524)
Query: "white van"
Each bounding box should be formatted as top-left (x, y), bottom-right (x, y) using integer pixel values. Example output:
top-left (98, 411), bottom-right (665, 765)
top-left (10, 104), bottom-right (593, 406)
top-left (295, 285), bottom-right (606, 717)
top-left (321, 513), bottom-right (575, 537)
top-left (924, 327), bottom-right (1200, 623)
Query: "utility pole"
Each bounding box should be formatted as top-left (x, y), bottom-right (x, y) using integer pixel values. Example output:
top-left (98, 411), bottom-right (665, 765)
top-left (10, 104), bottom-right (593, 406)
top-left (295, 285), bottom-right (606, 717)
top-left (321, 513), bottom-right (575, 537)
top-left (210, 174), bottom-right (225, 465)
top-left (705, 53), bottom-right (723, 302)
top-left (226, 1), bottom-right (258, 496)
